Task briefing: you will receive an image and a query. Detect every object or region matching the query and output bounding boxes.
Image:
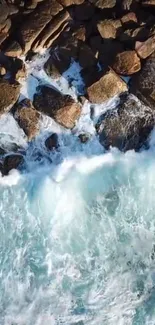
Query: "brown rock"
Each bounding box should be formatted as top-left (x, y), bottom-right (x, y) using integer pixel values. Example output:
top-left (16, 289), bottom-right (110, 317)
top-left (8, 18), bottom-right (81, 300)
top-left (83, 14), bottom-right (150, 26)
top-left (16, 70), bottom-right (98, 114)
top-left (33, 85), bottom-right (81, 129)
top-left (0, 4), bottom-right (9, 25)
top-left (112, 51), bottom-right (141, 75)
top-left (1, 18), bottom-right (11, 34)
top-left (32, 10), bottom-right (70, 51)
top-left (59, 0), bottom-right (84, 6)
top-left (78, 133), bottom-right (90, 143)
top-left (89, 0), bottom-right (116, 9)
top-left (97, 19), bottom-right (122, 39)
top-left (5, 41), bottom-right (22, 57)
top-left (14, 99), bottom-right (40, 140)
top-left (72, 26), bottom-right (86, 42)
top-left (45, 133), bottom-right (59, 150)
top-left (121, 12), bottom-right (138, 26)
top-left (120, 26), bottom-right (149, 44)
top-left (0, 80), bottom-right (20, 115)
top-left (44, 57), bottom-right (61, 79)
top-left (97, 94), bottom-right (155, 151)
top-left (3, 154), bottom-right (24, 175)
top-left (142, 0), bottom-right (155, 6)
top-left (135, 35), bottom-right (155, 59)
top-left (20, 0), bottom-right (63, 54)
top-left (87, 69), bottom-right (127, 104)
top-left (0, 66), bottom-right (6, 76)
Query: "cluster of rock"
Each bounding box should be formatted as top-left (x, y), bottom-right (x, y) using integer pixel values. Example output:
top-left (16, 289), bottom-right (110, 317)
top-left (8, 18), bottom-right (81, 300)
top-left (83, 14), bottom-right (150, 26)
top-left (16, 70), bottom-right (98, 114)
top-left (1, 0), bottom-right (155, 173)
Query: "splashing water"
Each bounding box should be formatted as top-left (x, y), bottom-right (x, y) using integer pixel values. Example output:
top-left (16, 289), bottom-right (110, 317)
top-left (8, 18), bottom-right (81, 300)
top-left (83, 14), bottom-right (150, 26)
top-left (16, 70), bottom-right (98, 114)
top-left (0, 52), bottom-right (155, 325)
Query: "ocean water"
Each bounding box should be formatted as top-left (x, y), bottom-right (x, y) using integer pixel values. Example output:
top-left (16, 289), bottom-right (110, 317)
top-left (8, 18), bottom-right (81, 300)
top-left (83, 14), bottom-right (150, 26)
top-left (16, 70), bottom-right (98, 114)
top-left (0, 52), bottom-right (155, 325)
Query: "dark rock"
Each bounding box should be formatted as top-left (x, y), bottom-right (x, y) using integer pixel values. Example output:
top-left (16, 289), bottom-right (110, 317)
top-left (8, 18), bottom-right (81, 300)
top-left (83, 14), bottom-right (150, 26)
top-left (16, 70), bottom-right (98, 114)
top-left (0, 4), bottom-right (9, 25)
top-left (112, 50), bottom-right (141, 75)
top-left (78, 42), bottom-right (97, 69)
top-left (14, 98), bottom-right (40, 140)
top-left (3, 154), bottom-right (24, 175)
top-left (98, 40), bottom-right (124, 68)
top-left (0, 148), bottom-right (6, 155)
top-left (45, 133), bottom-right (59, 150)
top-left (97, 94), bottom-right (155, 151)
top-left (78, 133), bottom-right (90, 143)
top-left (0, 79), bottom-right (20, 115)
top-left (119, 26), bottom-right (150, 44)
top-left (73, 2), bottom-right (95, 21)
top-left (87, 68), bottom-right (127, 104)
top-left (4, 41), bottom-right (22, 57)
top-left (33, 85), bottom-right (81, 129)
top-left (131, 52), bottom-right (155, 108)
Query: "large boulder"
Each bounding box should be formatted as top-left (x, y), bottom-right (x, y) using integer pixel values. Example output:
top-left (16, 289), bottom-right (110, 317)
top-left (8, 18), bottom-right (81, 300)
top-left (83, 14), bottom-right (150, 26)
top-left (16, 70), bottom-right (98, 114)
top-left (131, 52), bottom-right (155, 108)
top-left (33, 85), bottom-right (81, 129)
top-left (14, 99), bottom-right (40, 140)
top-left (97, 94), bottom-right (155, 151)
top-left (87, 69), bottom-right (127, 104)
top-left (112, 50), bottom-right (141, 75)
top-left (0, 80), bottom-right (20, 115)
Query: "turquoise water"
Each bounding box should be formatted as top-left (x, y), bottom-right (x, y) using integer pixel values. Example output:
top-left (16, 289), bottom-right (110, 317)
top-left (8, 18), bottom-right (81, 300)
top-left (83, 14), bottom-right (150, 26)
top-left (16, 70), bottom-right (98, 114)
top-left (1, 149), bottom-right (155, 325)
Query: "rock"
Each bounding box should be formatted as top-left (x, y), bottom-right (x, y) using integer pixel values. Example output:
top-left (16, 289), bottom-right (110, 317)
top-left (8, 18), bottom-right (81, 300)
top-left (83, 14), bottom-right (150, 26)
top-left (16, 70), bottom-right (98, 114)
top-left (78, 133), bottom-right (90, 143)
top-left (14, 99), bottom-right (40, 140)
top-left (33, 85), bottom-right (81, 129)
top-left (45, 133), bottom-right (59, 150)
top-left (32, 10), bottom-right (70, 52)
top-left (59, 0), bottom-right (84, 6)
top-left (87, 69), bottom-right (127, 104)
top-left (73, 2), bottom-right (95, 21)
top-left (99, 40), bottom-right (124, 68)
top-left (135, 35), bottom-right (155, 59)
top-left (142, 0), bottom-right (155, 6)
top-left (44, 57), bottom-right (61, 79)
top-left (121, 0), bottom-right (134, 10)
top-left (19, 0), bottom-right (63, 54)
top-left (0, 4), bottom-right (9, 25)
top-left (97, 19), bottom-right (122, 39)
top-left (0, 148), bottom-right (6, 155)
top-left (0, 80), bottom-right (20, 115)
top-left (89, 35), bottom-right (102, 53)
top-left (121, 12), bottom-right (138, 26)
top-left (131, 52), bottom-right (155, 108)
top-left (0, 66), bottom-right (6, 75)
top-left (97, 94), bottom-right (155, 151)
top-left (3, 154), bottom-right (24, 175)
top-left (78, 42), bottom-right (97, 69)
top-left (89, 0), bottom-right (116, 9)
top-left (4, 41), bottom-right (22, 57)
top-left (119, 26), bottom-right (150, 44)
top-left (112, 51), bottom-right (141, 75)
top-left (72, 26), bottom-right (86, 42)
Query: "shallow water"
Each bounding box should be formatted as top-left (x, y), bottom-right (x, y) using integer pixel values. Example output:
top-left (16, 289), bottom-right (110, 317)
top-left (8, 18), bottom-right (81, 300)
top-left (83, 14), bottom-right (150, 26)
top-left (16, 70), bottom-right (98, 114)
top-left (1, 52), bottom-right (155, 325)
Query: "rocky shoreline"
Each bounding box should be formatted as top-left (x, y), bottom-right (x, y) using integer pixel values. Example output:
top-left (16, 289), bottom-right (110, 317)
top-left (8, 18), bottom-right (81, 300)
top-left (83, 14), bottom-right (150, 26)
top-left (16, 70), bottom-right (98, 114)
top-left (1, 0), bottom-right (155, 174)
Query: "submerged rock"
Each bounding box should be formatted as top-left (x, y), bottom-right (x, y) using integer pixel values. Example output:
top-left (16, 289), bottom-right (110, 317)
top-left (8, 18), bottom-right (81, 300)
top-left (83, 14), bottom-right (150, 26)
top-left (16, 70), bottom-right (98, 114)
top-left (3, 154), bottom-right (24, 175)
top-left (45, 133), bottom-right (59, 150)
top-left (33, 85), bottom-right (81, 129)
top-left (14, 99), bottom-right (40, 140)
top-left (97, 94), bottom-right (155, 151)
top-left (87, 68), bottom-right (127, 104)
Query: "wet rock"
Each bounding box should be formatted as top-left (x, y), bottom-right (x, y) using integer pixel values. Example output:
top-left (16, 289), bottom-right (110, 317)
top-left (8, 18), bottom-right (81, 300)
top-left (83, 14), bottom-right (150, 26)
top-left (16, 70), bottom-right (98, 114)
top-left (4, 41), bottom-right (22, 57)
top-left (45, 133), bottom-right (59, 150)
top-left (19, 0), bottom-right (63, 54)
top-left (131, 52), bottom-right (155, 108)
top-left (87, 68), bottom-right (127, 104)
top-left (59, 0), bottom-right (84, 6)
top-left (0, 80), bottom-right (20, 115)
top-left (97, 19), bottom-right (122, 40)
top-left (73, 2), bottom-right (95, 21)
top-left (14, 98), bottom-right (40, 140)
top-left (97, 94), bottom-right (155, 151)
top-left (44, 57), bottom-right (61, 79)
top-left (3, 154), bottom-right (24, 175)
top-left (112, 51), bottom-right (141, 75)
top-left (33, 85), bottom-right (81, 129)
top-left (135, 35), bottom-right (155, 59)
top-left (78, 133), bottom-right (90, 143)
top-left (89, 0), bottom-right (116, 9)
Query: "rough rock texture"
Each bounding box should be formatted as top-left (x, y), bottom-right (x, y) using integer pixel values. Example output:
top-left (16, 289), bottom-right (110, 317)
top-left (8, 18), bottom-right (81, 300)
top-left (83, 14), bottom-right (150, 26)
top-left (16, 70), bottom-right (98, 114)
top-left (59, 0), bottom-right (84, 6)
top-left (33, 85), bottom-right (81, 129)
top-left (89, 0), bottom-right (116, 9)
top-left (3, 154), bottom-right (24, 175)
top-left (0, 80), bottom-right (20, 114)
top-left (131, 52), bottom-right (155, 108)
top-left (87, 69), bottom-right (128, 104)
top-left (4, 41), bottom-right (22, 57)
top-left (135, 36), bottom-right (155, 59)
top-left (97, 94), bottom-right (155, 151)
top-left (97, 20), bottom-right (122, 40)
top-left (45, 133), bottom-right (59, 150)
top-left (14, 99), bottom-right (40, 140)
top-left (112, 51), bottom-right (141, 75)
